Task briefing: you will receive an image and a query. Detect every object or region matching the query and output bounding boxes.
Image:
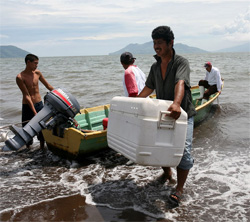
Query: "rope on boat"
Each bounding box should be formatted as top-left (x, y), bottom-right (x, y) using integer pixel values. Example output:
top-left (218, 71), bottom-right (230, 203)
top-left (0, 120), bottom-right (30, 130)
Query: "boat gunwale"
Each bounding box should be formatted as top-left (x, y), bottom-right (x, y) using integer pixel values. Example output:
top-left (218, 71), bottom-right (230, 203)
top-left (78, 104), bottom-right (110, 115)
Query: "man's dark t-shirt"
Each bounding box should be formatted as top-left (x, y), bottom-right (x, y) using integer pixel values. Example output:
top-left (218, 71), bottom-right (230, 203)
top-left (146, 49), bottom-right (196, 118)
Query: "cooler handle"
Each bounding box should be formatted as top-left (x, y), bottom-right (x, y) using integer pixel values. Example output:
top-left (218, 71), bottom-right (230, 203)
top-left (158, 111), bottom-right (175, 129)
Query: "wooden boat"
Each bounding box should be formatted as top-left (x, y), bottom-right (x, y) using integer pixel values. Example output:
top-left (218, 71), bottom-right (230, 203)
top-left (43, 82), bottom-right (223, 158)
top-left (42, 105), bottom-right (110, 158)
top-left (191, 80), bottom-right (224, 125)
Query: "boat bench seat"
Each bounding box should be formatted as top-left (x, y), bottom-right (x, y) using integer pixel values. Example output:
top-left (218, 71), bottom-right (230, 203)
top-left (75, 110), bottom-right (108, 131)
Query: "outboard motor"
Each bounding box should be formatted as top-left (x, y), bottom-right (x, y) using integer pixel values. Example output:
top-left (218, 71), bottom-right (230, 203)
top-left (2, 88), bottom-right (80, 151)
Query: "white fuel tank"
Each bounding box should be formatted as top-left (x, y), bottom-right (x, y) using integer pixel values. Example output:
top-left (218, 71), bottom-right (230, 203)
top-left (107, 96), bottom-right (188, 167)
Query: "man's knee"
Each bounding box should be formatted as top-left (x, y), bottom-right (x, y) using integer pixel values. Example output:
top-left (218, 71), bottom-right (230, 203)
top-left (198, 80), bottom-right (206, 86)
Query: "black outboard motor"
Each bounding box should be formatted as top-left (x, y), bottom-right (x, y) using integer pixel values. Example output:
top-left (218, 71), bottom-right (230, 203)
top-left (2, 88), bottom-right (80, 151)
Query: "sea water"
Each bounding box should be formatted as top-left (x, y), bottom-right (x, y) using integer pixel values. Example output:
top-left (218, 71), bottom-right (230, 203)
top-left (0, 53), bottom-right (249, 221)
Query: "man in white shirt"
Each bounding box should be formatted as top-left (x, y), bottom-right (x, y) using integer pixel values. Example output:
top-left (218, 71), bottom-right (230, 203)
top-left (120, 52), bottom-right (146, 166)
top-left (198, 62), bottom-right (222, 100)
top-left (120, 52), bottom-right (146, 97)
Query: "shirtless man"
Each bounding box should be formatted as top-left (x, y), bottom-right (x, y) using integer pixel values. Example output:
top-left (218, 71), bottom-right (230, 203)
top-left (16, 54), bottom-right (54, 149)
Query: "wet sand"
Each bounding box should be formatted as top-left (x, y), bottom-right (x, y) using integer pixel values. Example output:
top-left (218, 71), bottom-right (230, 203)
top-left (1, 194), bottom-right (158, 221)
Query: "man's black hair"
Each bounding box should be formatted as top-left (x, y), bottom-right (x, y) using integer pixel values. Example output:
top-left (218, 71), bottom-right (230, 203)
top-left (121, 56), bottom-right (135, 65)
top-left (120, 52), bottom-right (136, 65)
top-left (151, 26), bottom-right (175, 44)
top-left (25, 54), bottom-right (39, 64)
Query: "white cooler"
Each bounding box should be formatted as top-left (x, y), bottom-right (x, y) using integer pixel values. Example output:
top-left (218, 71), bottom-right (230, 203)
top-left (107, 96), bottom-right (188, 167)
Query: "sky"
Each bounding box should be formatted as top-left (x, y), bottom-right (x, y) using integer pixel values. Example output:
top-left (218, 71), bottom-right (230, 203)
top-left (0, 0), bottom-right (249, 57)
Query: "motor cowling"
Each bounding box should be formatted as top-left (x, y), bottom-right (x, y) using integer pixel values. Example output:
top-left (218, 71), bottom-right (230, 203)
top-left (2, 88), bottom-right (80, 151)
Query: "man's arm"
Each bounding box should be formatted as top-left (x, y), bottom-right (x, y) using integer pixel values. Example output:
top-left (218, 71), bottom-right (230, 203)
top-left (16, 75), bottom-right (37, 115)
top-left (38, 71), bottom-right (54, 91)
top-left (168, 80), bottom-right (185, 120)
top-left (125, 72), bottom-right (138, 97)
top-left (137, 86), bottom-right (154, 98)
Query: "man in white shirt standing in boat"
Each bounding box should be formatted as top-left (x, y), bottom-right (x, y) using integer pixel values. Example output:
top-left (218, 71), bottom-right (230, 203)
top-left (120, 52), bottom-right (146, 97)
top-left (198, 62), bottom-right (222, 101)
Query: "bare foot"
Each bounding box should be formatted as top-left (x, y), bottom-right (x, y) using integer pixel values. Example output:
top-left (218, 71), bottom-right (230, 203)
top-left (157, 172), bottom-right (176, 184)
top-left (168, 177), bottom-right (177, 185)
top-left (161, 167), bottom-right (176, 184)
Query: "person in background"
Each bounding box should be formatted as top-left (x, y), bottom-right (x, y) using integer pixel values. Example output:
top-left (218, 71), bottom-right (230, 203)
top-left (138, 26), bottom-right (196, 207)
top-left (120, 52), bottom-right (146, 165)
top-left (120, 52), bottom-right (146, 97)
top-left (16, 54), bottom-right (54, 149)
top-left (197, 62), bottom-right (222, 102)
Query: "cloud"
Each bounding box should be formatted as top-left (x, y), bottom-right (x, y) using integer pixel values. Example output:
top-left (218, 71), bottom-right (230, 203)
top-left (210, 7), bottom-right (250, 41)
top-left (0, 0), bottom-right (152, 28)
top-left (0, 34), bottom-right (9, 39)
top-left (225, 9), bottom-right (250, 33)
top-left (62, 33), bottom-right (144, 41)
top-left (1, 0), bottom-right (250, 55)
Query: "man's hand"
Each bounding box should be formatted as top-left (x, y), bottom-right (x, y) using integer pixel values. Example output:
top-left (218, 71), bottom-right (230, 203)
top-left (167, 103), bottom-right (181, 120)
top-left (168, 80), bottom-right (184, 120)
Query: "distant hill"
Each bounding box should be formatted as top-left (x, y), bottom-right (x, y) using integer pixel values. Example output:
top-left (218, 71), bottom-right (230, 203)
top-left (109, 41), bottom-right (208, 55)
top-left (174, 43), bottom-right (208, 54)
top-left (216, 42), bottom-right (250, 52)
top-left (0, 45), bottom-right (30, 58)
top-left (109, 41), bottom-right (250, 55)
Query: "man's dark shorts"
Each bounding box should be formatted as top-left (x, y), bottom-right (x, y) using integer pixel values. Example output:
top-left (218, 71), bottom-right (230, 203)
top-left (22, 101), bottom-right (44, 144)
top-left (198, 80), bottom-right (218, 100)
